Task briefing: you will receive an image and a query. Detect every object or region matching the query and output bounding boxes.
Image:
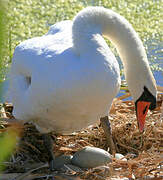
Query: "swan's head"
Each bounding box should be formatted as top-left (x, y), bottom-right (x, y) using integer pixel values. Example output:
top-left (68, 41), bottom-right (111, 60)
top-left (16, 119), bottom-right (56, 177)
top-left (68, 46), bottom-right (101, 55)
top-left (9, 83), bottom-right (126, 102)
top-left (123, 55), bottom-right (157, 133)
top-left (135, 86), bottom-right (156, 133)
top-left (121, 39), bottom-right (157, 133)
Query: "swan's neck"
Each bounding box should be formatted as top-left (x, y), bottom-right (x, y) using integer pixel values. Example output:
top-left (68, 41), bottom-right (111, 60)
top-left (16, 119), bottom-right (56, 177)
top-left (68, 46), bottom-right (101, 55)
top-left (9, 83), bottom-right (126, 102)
top-left (72, 7), bottom-right (156, 101)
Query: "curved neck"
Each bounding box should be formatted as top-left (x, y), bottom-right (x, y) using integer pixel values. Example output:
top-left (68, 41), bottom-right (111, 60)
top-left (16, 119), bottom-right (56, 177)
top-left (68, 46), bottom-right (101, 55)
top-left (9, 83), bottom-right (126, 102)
top-left (72, 7), bottom-right (156, 100)
top-left (72, 7), bottom-right (147, 64)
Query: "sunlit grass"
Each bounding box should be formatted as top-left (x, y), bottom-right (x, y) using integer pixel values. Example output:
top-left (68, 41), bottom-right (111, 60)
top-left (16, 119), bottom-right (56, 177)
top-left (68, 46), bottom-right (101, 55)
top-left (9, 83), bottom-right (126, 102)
top-left (8, 0), bottom-right (162, 57)
top-left (0, 1), bottom-right (8, 82)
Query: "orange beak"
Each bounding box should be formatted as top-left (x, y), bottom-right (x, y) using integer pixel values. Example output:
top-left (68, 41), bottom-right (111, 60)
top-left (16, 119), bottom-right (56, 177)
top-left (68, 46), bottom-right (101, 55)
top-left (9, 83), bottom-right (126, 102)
top-left (136, 101), bottom-right (151, 132)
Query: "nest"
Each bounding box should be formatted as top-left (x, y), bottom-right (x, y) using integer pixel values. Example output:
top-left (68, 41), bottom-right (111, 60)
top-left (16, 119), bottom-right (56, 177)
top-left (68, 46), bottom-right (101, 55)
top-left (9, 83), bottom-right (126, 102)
top-left (0, 93), bottom-right (163, 180)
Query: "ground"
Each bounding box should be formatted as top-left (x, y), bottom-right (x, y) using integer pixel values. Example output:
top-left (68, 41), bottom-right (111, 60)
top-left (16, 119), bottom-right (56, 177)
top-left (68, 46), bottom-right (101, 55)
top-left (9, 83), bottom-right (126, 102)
top-left (0, 93), bottom-right (162, 179)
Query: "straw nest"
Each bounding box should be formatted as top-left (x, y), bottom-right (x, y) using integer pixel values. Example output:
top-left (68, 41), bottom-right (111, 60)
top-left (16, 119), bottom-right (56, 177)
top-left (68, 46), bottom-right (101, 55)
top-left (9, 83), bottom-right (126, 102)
top-left (0, 92), bottom-right (162, 180)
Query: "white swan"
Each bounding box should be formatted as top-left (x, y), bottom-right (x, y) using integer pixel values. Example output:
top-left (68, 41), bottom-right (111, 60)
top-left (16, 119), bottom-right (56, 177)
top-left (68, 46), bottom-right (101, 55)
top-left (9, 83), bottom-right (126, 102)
top-left (9, 7), bottom-right (157, 135)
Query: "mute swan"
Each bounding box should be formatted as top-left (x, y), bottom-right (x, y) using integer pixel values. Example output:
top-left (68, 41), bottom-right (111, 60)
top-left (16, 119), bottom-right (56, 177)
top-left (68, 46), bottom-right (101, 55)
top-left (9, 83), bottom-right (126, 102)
top-left (9, 7), bottom-right (157, 168)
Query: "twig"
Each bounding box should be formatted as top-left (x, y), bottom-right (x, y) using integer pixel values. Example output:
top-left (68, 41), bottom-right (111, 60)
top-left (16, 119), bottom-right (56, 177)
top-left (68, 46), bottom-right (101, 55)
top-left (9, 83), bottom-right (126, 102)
top-left (12, 162), bottom-right (49, 180)
top-left (157, 86), bottom-right (163, 92)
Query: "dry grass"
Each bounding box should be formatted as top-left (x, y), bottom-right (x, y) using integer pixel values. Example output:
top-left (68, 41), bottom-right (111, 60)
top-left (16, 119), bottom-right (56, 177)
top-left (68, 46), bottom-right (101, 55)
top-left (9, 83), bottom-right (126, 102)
top-left (0, 93), bottom-right (162, 180)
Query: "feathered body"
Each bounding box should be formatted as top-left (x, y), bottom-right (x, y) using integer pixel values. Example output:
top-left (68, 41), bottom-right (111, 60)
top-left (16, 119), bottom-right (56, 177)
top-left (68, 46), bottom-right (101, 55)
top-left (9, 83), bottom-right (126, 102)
top-left (9, 7), bottom-right (156, 134)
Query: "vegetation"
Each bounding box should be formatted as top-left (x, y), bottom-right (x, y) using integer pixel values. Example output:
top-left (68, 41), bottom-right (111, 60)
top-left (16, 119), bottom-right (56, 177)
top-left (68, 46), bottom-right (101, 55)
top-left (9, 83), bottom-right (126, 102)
top-left (0, 124), bottom-right (19, 172)
top-left (0, 1), bottom-right (18, 172)
top-left (0, 0), bottom-right (9, 81)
